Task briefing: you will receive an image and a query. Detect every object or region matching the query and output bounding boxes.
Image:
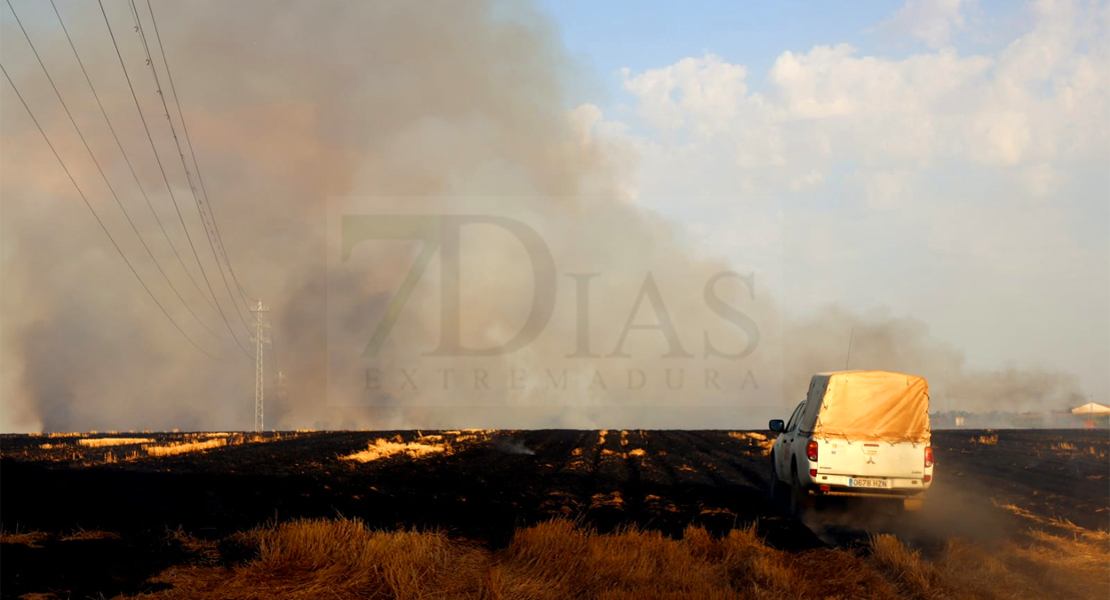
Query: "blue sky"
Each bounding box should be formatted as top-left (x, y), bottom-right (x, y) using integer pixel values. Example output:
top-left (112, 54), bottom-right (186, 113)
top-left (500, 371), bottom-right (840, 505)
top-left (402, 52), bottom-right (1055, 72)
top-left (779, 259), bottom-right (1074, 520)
top-left (538, 0), bottom-right (1026, 111)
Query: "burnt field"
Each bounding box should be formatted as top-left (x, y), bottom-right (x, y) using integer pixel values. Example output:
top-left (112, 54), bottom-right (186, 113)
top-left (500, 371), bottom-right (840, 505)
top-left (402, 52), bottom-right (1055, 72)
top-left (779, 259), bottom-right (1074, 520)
top-left (1, 428), bottom-right (1107, 599)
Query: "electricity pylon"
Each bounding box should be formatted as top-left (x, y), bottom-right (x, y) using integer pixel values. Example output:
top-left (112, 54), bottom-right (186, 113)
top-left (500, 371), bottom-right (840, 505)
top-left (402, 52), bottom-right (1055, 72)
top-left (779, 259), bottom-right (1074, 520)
top-left (251, 299), bottom-right (270, 432)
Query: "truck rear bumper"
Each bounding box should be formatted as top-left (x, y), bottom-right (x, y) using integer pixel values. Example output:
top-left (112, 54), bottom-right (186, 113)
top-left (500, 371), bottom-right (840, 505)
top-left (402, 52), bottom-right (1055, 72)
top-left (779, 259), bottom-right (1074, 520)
top-left (812, 488), bottom-right (924, 499)
top-left (807, 472), bottom-right (931, 494)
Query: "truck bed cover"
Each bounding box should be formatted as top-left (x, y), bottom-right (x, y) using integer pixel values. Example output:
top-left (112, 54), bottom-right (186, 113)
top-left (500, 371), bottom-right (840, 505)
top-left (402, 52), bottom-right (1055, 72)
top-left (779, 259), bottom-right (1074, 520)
top-left (798, 370), bottom-right (930, 444)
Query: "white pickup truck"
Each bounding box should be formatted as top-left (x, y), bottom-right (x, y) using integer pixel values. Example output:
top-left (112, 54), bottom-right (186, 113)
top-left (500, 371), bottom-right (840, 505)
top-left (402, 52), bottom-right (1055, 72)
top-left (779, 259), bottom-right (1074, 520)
top-left (768, 370), bottom-right (933, 513)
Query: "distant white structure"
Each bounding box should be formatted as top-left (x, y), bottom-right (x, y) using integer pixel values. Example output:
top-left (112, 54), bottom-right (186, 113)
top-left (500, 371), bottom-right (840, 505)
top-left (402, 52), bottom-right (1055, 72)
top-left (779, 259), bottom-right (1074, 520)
top-left (1070, 402), bottom-right (1110, 415)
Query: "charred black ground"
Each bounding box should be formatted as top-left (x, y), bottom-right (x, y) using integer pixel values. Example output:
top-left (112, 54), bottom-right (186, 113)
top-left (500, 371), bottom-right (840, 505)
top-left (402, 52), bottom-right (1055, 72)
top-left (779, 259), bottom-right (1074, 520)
top-left (1, 429), bottom-right (1107, 598)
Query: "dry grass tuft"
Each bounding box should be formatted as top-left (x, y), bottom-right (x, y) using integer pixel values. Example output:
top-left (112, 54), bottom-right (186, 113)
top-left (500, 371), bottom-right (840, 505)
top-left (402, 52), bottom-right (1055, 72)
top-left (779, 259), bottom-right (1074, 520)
top-left (994, 501), bottom-right (1110, 545)
top-left (61, 528), bottom-right (121, 542)
top-left (145, 438), bottom-right (228, 457)
top-left (342, 438), bottom-right (446, 463)
top-left (26, 431), bottom-right (287, 464)
top-left (973, 434), bottom-right (999, 445)
top-left (0, 529), bottom-right (50, 547)
top-left (499, 520), bottom-right (736, 599)
top-left (728, 431), bottom-right (775, 456)
top-left (146, 518), bottom-right (486, 599)
top-left (868, 534), bottom-right (942, 598)
top-left (589, 491), bottom-right (625, 511)
top-left (77, 437), bottom-right (155, 448)
top-left (865, 523), bottom-right (1110, 600)
top-left (340, 430), bottom-right (495, 463)
top-left (106, 515), bottom-right (1110, 600)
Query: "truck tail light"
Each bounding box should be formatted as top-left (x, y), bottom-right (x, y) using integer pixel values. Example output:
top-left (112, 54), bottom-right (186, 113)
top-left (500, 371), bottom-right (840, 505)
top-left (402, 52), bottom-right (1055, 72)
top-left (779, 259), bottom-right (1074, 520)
top-left (806, 440), bottom-right (819, 462)
top-left (924, 446), bottom-right (934, 468)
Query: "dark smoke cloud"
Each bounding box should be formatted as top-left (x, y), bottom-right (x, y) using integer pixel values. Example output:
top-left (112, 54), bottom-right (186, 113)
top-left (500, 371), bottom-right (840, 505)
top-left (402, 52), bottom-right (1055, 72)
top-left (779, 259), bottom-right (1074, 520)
top-left (782, 307), bottom-right (1085, 414)
top-left (0, 0), bottom-right (1086, 432)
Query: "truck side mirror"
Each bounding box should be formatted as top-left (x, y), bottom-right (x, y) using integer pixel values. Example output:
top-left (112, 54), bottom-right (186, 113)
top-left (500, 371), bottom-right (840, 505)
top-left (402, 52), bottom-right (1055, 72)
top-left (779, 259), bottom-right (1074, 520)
top-left (768, 419), bottom-right (785, 433)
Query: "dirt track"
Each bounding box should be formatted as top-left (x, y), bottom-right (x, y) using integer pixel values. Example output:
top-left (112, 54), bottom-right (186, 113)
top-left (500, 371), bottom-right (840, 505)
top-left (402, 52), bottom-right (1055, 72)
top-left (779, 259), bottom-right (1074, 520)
top-left (1, 429), bottom-right (1107, 598)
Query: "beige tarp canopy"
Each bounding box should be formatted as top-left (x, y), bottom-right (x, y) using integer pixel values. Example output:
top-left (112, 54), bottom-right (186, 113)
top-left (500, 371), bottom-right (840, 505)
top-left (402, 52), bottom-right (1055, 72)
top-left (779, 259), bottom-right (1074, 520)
top-left (798, 370), bottom-right (930, 444)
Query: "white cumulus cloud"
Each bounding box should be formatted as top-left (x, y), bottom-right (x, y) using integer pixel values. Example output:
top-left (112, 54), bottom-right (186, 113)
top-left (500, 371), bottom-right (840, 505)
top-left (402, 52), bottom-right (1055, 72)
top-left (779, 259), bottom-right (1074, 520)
top-left (880, 0), bottom-right (969, 48)
top-left (579, 0), bottom-right (1109, 400)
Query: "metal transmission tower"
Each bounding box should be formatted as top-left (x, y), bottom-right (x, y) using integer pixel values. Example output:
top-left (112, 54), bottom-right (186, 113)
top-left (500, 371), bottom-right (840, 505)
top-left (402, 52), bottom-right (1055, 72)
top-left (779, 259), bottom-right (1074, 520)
top-left (251, 300), bottom-right (270, 431)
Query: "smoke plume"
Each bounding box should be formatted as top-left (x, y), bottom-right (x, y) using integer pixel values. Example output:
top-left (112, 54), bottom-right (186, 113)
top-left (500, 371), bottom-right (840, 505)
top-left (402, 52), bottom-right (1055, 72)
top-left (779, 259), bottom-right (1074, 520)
top-left (0, 0), bottom-right (1086, 432)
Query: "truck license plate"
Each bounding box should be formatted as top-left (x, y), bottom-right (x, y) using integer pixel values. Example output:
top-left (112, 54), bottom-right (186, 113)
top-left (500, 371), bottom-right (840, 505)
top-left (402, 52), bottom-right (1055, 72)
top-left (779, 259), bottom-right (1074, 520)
top-left (849, 478), bottom-right (887, 488)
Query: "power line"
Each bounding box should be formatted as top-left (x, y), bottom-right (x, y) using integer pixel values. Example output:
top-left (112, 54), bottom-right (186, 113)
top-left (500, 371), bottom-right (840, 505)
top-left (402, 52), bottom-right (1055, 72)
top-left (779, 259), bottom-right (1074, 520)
top-left (1, 63), bottom-right (218, 360)
top-left (47, 0), bottom-right (222, 318)
top-left (97, 0), bottom-right (253, 360)
top-left (33, 0), bottom-right (223, 341)
top-left (5, 0), bottom-right (220, 341)
top-left (144, 0), bottom-right (254, 310)
top-left (128, 0), bottom-right (254, 337)
top-left (95, 0), bottom-right (221, 316)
